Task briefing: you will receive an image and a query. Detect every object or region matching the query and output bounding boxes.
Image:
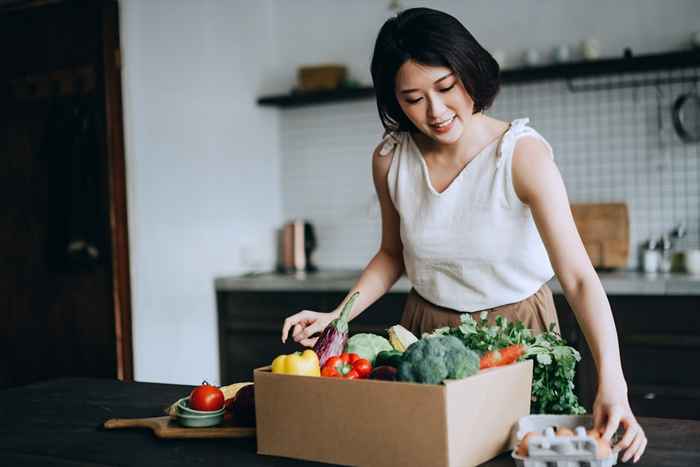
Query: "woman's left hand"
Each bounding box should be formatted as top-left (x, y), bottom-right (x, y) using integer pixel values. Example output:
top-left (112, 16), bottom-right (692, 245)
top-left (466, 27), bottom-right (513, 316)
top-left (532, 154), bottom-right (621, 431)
top-left (593, 384), bottom-right (647, 463)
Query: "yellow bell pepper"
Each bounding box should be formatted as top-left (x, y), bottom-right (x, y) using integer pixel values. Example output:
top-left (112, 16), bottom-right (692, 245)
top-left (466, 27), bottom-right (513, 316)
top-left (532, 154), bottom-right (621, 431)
top-left (271, 349), bottom-right (321, 376)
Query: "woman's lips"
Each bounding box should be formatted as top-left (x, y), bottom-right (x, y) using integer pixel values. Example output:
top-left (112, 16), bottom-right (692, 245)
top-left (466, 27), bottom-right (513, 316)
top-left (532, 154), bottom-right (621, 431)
top-left (430, 115), bottom-right (456, 134)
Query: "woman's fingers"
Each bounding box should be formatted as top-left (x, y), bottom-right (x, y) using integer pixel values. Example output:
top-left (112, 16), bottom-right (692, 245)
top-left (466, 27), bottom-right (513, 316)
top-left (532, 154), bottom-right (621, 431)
top-left (633, 437), bottom-right (648, 463)
top-left (281, 310), bottom-right (313, 343)
top-left (281, 314), bottom-right (296, 343)
top-left (602, 406), bottom-right (622, 441)
top-left (613, 421), bottom-right (639, 452)
top-left (299, 336), bottom-right (319, 348)
top-left (593, 404), bottom-right (605, 433)
top-left (620, 427), bottom-right (645, 463)
top-left (292, 323), bottom-right (305, 342)
top-left (293, 318), bottom-right (326, 344)
top-left (300, 319), bottom-right (325, 340)
top-left (614, 424), bottom-right (641, 458)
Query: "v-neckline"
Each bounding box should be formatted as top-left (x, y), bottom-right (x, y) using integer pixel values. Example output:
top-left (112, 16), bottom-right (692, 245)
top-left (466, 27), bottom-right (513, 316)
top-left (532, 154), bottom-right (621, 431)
top-left (410, 124), bottom-right (511, 196)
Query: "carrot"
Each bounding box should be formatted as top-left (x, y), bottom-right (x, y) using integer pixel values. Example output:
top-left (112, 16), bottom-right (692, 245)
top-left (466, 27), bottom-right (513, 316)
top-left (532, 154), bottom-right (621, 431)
top-left (479, 344), bottom-right (526, 369)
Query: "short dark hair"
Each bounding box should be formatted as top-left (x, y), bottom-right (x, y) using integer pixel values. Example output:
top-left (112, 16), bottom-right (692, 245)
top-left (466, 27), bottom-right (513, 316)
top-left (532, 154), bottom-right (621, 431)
top-left (370, 7), bottom-right (501, 133)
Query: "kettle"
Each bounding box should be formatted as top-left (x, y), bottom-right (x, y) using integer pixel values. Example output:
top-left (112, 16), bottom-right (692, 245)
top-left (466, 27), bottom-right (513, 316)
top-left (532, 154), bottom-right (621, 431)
top-left (277, 219), bottom-right (318, 274)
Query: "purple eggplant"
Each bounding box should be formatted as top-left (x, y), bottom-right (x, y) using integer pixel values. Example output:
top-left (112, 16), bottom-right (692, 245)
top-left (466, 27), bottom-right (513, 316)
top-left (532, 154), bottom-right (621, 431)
top-left (313, 291), bottom-right (359, 367)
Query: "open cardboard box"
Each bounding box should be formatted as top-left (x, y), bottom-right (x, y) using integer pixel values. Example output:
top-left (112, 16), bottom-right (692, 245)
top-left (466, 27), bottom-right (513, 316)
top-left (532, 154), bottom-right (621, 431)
top-left (255, 359), bottom-right (533, 467)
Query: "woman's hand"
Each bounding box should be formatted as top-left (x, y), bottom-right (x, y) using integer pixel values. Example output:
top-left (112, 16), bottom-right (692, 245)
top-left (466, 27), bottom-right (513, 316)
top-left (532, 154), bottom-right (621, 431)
top-left (281, 309), bottom-right (338, 347)
top-left (593, 383), bottom-right (647, 463)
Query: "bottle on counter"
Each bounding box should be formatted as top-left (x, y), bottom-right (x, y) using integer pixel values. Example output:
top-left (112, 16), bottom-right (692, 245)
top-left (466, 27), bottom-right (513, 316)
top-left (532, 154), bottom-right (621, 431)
top-left (659, 234), bottom-right (673, 273)
top-left (641, 238), bottom-right (661, 274)
top-left (670, 222), bottom-right (688, 272)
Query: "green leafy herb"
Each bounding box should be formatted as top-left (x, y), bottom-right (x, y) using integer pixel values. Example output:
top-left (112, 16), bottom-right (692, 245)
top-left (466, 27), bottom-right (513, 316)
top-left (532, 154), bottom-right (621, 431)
top-left (430, 312), bottom-right (585, 415)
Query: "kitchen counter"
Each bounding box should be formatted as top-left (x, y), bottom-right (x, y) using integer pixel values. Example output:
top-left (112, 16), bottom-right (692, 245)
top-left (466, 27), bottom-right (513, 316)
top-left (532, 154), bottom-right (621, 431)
top-left (1, 377), bottom-right (699, 467)
top-left (215, 269), bottom-right (700, 295)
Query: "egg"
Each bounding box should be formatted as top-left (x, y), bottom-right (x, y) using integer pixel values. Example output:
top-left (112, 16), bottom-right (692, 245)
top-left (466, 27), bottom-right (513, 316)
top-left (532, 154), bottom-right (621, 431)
top-left (515, 431), bottom-right (538, 457)
top-left (555, 426), bottom-right (575, 437)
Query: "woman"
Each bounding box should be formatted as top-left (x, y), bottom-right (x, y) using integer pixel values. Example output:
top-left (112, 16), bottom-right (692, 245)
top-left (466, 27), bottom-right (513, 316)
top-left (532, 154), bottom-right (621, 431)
top-left (281, 7), bottom-right (646, 463)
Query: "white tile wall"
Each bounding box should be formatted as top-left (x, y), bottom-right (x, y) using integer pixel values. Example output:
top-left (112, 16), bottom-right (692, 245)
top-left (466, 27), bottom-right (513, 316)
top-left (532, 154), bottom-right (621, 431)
top-left (281, 67), bottom-right (700, 270)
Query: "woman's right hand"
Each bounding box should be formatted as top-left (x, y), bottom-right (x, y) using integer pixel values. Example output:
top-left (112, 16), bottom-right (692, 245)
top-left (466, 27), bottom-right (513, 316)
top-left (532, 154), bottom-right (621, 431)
top-left (281, 309), bottom-right (338, 347)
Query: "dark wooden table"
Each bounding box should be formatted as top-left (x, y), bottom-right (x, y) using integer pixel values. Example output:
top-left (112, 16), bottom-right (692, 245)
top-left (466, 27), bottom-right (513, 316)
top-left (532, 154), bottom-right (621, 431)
top-left (1, 378), bottom-right (698, 466)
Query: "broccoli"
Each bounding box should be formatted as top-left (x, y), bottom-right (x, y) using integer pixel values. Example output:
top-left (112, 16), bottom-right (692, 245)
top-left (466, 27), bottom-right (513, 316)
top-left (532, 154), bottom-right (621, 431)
top-left (397, 335), bottom-right (480, 384)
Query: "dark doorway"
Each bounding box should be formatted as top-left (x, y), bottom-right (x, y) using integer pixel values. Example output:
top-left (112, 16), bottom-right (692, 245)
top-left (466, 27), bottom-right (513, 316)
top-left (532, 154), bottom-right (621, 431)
top-left (0, 0), bottom-right (132, 387)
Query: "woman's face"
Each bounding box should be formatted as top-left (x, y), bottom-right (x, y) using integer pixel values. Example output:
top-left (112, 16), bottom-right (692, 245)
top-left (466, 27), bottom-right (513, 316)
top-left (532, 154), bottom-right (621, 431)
top-left (394, 60), bottom-right (474, 144)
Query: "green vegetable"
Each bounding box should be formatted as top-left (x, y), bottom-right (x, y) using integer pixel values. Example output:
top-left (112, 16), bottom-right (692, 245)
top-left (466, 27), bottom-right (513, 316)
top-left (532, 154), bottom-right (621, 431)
top-left (397, 335), bottom-right (480, 384)
top-left (375, 350), bottom-right (404, 368)
top-left (345, 333), bottom-right (393, 365)
top-left (431, 312), bottom-right (585, 415)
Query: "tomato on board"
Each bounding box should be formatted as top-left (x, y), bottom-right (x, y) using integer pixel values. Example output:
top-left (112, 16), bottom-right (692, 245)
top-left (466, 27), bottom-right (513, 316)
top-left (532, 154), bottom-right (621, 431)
top-left (189, 381), bottom-right (225, 411)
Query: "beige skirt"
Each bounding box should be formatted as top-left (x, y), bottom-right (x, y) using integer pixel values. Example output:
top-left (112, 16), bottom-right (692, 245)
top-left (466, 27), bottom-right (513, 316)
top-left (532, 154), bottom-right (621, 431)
top-left (399, 284), bottom-right (560, 338)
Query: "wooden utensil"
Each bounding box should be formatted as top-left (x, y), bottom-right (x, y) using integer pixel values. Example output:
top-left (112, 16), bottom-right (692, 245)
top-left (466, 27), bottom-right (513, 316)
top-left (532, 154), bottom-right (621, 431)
top-left (571, 203), bottom-right (629, 269)
top-left (103, 416), bottom-right (255, 439)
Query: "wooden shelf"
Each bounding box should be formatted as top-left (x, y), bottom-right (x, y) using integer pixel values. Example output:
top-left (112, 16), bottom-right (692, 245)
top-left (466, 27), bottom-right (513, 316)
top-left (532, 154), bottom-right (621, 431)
top-left (257, 86), bottom-right (375, 108)
top-left (257, 49), bottom-right (700, 108)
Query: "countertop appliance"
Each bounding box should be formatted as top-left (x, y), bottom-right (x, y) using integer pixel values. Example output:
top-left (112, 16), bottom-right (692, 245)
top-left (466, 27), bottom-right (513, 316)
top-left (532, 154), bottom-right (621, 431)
top-left (277, 219), bottom-right (317, 274)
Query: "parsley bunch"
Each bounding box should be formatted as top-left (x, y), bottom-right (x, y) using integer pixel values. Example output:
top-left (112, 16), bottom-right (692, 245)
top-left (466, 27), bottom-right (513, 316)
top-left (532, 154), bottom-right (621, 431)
top-left (431, 312), bottom-right (586, 415)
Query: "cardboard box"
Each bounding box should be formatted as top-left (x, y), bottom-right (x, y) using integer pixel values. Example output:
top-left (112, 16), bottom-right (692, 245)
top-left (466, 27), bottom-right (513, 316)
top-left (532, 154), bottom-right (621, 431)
top-left (255, 360), bottom-right (533, 467)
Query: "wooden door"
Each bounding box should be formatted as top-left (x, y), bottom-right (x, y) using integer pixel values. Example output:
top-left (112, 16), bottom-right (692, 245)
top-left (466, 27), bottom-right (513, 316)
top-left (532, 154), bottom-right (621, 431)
top-left (0, 0), bottom-right (132, 387)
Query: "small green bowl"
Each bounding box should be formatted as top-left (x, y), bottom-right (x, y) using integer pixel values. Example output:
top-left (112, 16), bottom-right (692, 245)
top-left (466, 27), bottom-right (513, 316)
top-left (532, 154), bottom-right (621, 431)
top-left (176, 411), bottom-right (224, 428)
top-left (176, 397), bottom-right (225, 416)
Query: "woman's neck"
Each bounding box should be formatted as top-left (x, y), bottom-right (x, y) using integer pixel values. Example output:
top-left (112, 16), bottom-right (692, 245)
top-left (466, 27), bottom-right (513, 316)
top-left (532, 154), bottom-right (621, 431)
top-left (415, 113), bottom-right (507, 165)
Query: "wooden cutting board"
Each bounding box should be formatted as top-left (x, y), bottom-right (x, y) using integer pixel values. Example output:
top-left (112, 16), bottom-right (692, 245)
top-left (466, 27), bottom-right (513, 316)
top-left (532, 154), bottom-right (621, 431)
top-left (103, 416), bottom-right (255, 439)
top-left (571, 202), bottom-right (629, 269)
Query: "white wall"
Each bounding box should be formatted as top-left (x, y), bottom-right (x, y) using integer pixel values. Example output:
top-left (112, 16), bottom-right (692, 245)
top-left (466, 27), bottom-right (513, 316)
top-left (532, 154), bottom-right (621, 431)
top-left (120, 0), bottom-right (281, 384)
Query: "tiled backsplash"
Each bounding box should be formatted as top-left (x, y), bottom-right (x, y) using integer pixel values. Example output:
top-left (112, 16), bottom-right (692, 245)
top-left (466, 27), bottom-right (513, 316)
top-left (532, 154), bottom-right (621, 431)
top-left (281, 66), bottom-right (700, 270)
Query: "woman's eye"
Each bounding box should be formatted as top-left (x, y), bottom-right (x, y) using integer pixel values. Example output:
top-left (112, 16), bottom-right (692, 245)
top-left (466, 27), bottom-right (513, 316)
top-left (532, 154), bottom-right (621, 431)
top-left (406, 97), bottom-right (423, 105)
top-left (439, 83), bottom-right (456, 93)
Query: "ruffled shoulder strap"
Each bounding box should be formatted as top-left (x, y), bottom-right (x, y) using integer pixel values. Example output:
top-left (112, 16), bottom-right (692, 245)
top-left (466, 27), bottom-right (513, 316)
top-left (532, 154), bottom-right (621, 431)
top-left (496, 118), bottom-right (553, 168)
top-left (378, 131), bottom-right (402, 156)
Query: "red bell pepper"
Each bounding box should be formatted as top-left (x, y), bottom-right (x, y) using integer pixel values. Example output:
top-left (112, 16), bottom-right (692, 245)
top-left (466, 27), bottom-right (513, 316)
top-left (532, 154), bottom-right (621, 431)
top-left (321, 352), bottom-right (372, 379)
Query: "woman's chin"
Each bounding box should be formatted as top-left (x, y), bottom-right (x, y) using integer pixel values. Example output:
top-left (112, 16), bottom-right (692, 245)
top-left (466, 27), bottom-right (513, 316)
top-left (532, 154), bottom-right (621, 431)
top-left (429, 119), bottom-right (462, 144)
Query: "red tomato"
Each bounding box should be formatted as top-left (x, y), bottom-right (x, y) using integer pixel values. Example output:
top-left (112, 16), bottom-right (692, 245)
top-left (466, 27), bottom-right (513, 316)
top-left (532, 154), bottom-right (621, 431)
top-left (189, 381), bottom-right (224, 411)
top-left (345, 369), bottom-right (360, 379)
top-left (353, 358), bottom-right (372, 378)
top-left (346, 353), bottom-right (361, 363)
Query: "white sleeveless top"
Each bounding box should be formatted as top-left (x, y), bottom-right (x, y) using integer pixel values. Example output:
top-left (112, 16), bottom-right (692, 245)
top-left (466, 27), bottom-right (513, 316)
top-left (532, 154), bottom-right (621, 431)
top-left (381, 118), bottom-right (555, 311)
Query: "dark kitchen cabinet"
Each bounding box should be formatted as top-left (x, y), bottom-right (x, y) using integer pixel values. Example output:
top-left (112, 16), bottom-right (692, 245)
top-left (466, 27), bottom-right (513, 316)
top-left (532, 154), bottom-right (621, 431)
top-left (556, 295), bottom-right (700, 420)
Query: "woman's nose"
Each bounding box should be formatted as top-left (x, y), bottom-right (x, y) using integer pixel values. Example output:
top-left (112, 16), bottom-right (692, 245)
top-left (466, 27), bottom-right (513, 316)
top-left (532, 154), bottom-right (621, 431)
top-left (427, 95), bottom-right (447, 118)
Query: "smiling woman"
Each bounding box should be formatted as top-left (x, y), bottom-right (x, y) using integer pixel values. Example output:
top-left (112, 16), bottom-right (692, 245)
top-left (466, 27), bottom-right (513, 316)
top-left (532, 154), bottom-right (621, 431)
top-left (370, 8), bottom-right (499, 138)
top-left (281, 7), bottom-right (647, 463)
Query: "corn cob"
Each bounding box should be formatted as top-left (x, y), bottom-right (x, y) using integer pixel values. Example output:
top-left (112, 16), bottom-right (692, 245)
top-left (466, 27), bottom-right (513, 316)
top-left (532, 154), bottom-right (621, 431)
top-left (387, 324), bottom-right (418, 352)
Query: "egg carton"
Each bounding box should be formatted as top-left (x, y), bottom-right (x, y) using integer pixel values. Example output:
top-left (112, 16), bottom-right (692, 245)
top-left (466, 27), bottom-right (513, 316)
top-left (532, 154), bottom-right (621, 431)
top-left (511, 414), bottom-right (619, 467)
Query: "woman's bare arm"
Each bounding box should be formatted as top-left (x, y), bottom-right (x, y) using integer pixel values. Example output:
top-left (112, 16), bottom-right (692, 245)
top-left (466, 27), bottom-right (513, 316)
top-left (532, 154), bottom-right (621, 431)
top-left (512, 136), bottom-right (646, 463)
top-left (281, 142), bottom-right (405, 345)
